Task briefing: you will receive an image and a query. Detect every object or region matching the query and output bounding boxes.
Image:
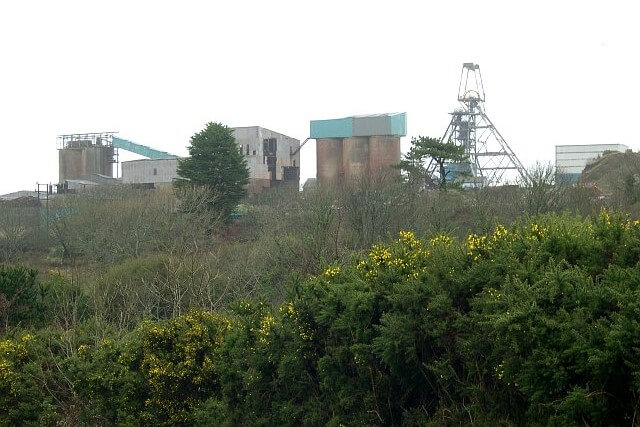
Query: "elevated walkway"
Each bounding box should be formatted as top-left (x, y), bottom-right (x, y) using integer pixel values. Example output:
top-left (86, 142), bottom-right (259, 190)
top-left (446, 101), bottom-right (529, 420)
top-left (112, 136), bottom-right (178, 159)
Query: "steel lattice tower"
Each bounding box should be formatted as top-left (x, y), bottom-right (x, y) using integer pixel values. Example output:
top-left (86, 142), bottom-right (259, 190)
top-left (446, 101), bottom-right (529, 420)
top-left (431, 63), bottom-right (528, 186)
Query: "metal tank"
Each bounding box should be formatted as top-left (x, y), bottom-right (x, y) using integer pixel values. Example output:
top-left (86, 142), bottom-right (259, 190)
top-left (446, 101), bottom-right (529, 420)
top-left (310, 113), bottom-right (406, 185)
top-left (316, 138), bottom-right (343, 183)
top-left (368, 136), bottom-right (401, 177)
top-left (342, 137), bottom-right (369, 180)
top-left (58, 143), bottom-right (114, 182)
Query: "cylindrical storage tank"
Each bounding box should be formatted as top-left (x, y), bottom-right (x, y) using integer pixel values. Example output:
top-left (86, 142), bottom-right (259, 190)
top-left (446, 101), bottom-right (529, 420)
top-left (368, 136), bottom-right (401, 178)
top-left (342, 137), bottom-right (369, 181)
top-left (316, 138), bottom-right (343, 183)
top-left (59, 146), bottom-right (114, 183)
top-left (82, 146), bottom-right (114, 178)
top-left (101, 146), bottom-right (114, 177)
top-left (59, 148), bottom-right (84, 182)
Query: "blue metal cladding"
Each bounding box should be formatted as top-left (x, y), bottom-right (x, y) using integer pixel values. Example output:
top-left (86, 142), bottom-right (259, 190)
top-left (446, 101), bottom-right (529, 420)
top-left (310, 117), bottom-right (353, 139)
top-left (389, 112), bottom-right (407, 137)
top-left (310, 113), bottom-right (407, 139)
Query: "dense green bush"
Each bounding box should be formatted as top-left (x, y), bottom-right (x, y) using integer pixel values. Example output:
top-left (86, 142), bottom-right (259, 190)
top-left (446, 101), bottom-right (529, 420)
top-left (2, 211), bottom-right (640, 425)
top-left (0, 265), bottom-right (47, 333)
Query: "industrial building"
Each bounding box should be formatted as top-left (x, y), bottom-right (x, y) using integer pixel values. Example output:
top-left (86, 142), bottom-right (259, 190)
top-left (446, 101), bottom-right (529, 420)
top-left (233, 126), bottom-right (300, 192)
top-left (310, 113), bottom-right (406, 184)
top-left (119, 126), bottom-right (300, 192)
top-left (122, 158), bottom-right (179, 188)
top-left (57, 133), bottom-right (178, 191)
top-left (555, 144), bottom-right (629, 182)
top-left (58, 133), bottom-right (115, 183)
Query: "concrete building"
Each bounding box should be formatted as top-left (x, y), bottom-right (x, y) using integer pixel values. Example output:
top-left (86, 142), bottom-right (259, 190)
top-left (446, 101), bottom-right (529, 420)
top-left (122, 158), bottom-right (180, 188)
top-left (311, 113), bottom-right (406, 184)
top-left (58, 133), bottom-right (115, 183)
top-left (555, 144), bottom-right (629, 181)
top-left (120, 127), bottom-right (300, 192)
top-left (233, 126), bottom-right (300, 192)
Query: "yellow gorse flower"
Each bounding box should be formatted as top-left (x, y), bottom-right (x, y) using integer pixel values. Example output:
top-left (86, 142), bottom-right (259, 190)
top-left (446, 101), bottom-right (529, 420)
top-left (354, 231), bottom-right (446, 280)
top-left (600, 208), bottom-right (612, 226)
top-left (324, 266), bottom-right (341, 278)
top-left (368, 244), bottom-right (392, 266)
top-left (528, 223), bottom-right (549, 241)
top-left (430, 234), bottom-right (453, 247)
top-left (398, 230), bottom-right (419, 248)
top-left (77, 344), bottom-right (91, 356)
top-left (0, 335), bottom-right (32, 397)
top-left (279, 302), bottom-right (296, 316)
top-left (258, 314), bottom-right (275, 344)
top-left (466, 233), bottom-right (487, 260)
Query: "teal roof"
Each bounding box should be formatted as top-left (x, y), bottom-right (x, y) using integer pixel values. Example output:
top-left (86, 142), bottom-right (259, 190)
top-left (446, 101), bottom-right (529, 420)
top-left (310, 112), bottom-right (406, 139)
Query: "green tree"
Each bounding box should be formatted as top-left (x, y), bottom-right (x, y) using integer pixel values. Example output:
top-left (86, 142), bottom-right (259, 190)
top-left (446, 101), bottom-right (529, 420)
top-left (399, 136), bottom-right (467, 189)
top-left (176, 123), bottom-right (249, 219)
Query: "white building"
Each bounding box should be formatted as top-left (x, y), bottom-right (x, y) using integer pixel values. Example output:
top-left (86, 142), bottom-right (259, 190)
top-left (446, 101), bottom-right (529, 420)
top-left (555, 144), bottom-right (629, 181)
top-left (121, 127), bottom-right (300, 193)
top-left (122, 158), bottom-right (179, 188)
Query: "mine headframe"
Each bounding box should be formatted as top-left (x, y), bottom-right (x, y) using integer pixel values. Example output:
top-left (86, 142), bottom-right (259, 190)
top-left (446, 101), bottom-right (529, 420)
top-left (428, 63), bottom-right (529, 187)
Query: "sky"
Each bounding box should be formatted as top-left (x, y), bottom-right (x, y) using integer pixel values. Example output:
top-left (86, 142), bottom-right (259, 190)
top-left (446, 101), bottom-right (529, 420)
top-left (0, 0), bottom-right (638, 195)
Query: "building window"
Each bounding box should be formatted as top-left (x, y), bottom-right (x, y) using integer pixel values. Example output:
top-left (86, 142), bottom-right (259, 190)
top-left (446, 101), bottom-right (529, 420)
top-left (246, 144), bottom-right (249, 155)
top-left (153, 168), bottom-right (157, 176)
top-left (252, 150), bottom-right (256, 155)
top-left (293, 160), bottom-right (296, 167)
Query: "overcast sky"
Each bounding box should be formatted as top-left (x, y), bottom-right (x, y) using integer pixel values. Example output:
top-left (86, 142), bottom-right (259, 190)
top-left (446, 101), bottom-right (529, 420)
top-left (0, 0), bottom-right (638, 195)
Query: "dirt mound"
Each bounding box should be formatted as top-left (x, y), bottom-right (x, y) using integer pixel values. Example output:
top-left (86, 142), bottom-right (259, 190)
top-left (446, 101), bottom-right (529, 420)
top-left (0, 196), bottom-right (40, 208)
top-left (579, 151), bottom-right (640, 194)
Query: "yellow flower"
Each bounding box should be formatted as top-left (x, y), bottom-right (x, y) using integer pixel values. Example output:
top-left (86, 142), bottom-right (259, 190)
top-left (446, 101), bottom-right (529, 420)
top-left (398, 230), bottom-right (419, 248)
top-left (257, 315), bottom-right (275, 344)
top-left (529, 223), bottom-right (548, 241)
top-left (77, 344), bottom-right (90, 356)
top-left (324, 266), bottom-right (341, 278)
top-left (368, 244), bottom-right (392, 266)
top-left (466, 233), bottom-right (487, 260)
top-left (599, 208), bottom-right (612, 225)
top-left (430, 234), bottom-right (453, 246)
top-left (279, 302), bottom-right (296, 316)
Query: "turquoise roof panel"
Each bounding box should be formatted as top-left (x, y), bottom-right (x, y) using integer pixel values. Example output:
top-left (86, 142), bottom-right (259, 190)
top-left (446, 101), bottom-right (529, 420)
top-left (389, 112), bottom-right (407, 137)
top-left (310, 117), bottom-right (353, 139)
top-left (310, 113), bottom-right (406, 138)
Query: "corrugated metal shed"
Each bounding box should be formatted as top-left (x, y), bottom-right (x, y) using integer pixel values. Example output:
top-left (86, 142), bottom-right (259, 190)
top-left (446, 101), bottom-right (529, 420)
top-left (310, 113), bottom-right (406, 139)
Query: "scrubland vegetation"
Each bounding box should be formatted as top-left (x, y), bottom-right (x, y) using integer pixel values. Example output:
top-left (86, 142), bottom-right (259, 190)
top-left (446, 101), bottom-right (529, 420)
top-left (2, 168), bottom-right (640, 425)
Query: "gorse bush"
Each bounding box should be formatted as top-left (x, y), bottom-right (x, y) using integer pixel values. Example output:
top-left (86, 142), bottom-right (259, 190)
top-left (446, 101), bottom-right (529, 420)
top-left (0, 265), bottom-right (47, 333)
top-left (2, 211), bottom-right (640, 425)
